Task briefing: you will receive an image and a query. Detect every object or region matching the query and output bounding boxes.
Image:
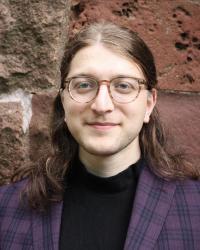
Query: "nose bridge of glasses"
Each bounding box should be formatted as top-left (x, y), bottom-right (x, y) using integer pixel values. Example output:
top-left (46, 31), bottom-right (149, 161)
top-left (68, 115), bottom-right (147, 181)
top-left (98, 79), bottom-right (110, 86)
top-left (92, 81), bottom-right (114, 111)
top-left (95, 80), bottom-right (114, 104)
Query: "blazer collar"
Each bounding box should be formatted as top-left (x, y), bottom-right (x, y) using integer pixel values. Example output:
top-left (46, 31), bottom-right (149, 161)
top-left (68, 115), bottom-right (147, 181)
top-left (124, 164), bottom-right (177, 250)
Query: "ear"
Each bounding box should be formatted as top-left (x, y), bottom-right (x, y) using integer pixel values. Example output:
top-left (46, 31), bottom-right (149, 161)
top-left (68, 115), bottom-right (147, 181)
top-left (144, 88), bottom-right (157, 123)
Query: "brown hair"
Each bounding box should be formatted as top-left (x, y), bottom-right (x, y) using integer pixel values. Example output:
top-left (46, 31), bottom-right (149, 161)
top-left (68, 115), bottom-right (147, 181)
top-left (13, 22), bottom-right (199, 211)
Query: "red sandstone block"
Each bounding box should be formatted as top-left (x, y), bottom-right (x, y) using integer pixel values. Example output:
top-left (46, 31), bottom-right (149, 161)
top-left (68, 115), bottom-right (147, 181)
top-left (70, 0), bottom-right (200, 92)
top-left (29, 92), bottom-right (56, 162)
top-left (157, 92), bottom-right (200, 166)
top-left (0, 102), bottom-right (26, 184)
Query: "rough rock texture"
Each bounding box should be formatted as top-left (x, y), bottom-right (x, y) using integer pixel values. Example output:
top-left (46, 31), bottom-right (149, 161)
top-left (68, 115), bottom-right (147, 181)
top-left (70, 0), bottom-right (200, 92)
top-left (157, 92), bottom-right (200, 166)
top-left (0, 102), bottom-right (27, 184)
top-left (0, 0), bottom-right (69, 93)
top-left (29, 91), bottom-right (56, 163)
top-left (0, 0), bottom-right (70, 184)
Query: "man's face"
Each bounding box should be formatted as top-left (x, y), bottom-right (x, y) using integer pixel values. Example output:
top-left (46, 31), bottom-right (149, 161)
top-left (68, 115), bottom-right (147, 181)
top-left (61, 44), bottom-right (156, 161)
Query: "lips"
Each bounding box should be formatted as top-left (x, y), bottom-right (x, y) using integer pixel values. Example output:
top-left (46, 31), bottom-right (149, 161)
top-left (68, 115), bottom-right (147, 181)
top-left (88, 122), bottom-right (118, 126)
top-left (86, 122), bottom-right (119, 130)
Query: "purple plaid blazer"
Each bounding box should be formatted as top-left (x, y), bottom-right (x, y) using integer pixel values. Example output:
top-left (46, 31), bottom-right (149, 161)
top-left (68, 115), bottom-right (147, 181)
top-left (1, 164), bottom-right (200, 250)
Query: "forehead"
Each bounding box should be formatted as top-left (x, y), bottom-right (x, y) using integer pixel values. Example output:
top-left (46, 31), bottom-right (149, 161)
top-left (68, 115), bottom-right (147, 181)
top-left (67, 44), bottom-right (144, 79)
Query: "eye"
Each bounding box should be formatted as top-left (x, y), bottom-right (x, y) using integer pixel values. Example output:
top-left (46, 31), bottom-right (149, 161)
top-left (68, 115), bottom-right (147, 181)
top-left (112, 77), bottom-right (139, 94)
top-left (112, 81), bottom-right (135, 94)
top-left (77, 82), bottom-right (92, 89)
top-left (70, 78), bottom-right (97, 93)
top-left (115, 82), bottom-right (131, 89)
top-left (73, 79), bottom-right (95, 88)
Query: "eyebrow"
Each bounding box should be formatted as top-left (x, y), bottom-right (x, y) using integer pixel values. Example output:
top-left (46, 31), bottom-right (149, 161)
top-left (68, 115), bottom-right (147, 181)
top-left (68, 73), bottom-right (95, 78)
top-left (67, 73), bottom-right (145, 81)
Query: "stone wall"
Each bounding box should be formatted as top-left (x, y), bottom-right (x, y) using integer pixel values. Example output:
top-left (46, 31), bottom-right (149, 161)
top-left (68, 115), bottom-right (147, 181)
top-left (0, 0), bottom-right (199, 184)
top-left (0, 0), bottom-right (70, 184)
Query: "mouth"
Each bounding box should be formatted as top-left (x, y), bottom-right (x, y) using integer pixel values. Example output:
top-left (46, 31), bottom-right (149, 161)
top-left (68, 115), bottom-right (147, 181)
top-left (86, 122), bottom-right (119, 130)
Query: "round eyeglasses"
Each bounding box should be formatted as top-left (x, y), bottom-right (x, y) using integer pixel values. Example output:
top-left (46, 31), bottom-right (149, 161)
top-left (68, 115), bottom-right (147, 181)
top-left (61, 76), bottom-right (147, 103)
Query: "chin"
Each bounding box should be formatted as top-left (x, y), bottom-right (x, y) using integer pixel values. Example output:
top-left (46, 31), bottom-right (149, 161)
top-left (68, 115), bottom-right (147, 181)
top-left (81, 144), bottom-right (121, 157)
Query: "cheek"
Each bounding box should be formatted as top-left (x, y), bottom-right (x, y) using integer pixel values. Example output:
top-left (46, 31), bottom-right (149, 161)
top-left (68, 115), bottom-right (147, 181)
top-left (64, 110), bottom-right (80, 137)
top-left (123, 103), bottom-right (147, 122)
top-left (121, 103), bottom-right (147, 134)
top-left (63, 100), bottom-right (85, 127)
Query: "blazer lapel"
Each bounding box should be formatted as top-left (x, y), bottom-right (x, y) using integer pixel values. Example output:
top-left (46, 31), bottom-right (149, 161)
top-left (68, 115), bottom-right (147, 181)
top-left (124, 165), bottom-right (177, 250)
top-left (32, 201), bottom-right (63, 250)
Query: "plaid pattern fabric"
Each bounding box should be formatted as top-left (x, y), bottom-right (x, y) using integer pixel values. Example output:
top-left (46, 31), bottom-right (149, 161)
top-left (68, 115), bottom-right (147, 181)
top-left (124, 166), bottom-right (200, 250)
top-left (0, 179), bottom-right (62, 250)
top-left (0, 180), bottom-right (33, 249)
top-left (1, 165), bottom-right (200, 250)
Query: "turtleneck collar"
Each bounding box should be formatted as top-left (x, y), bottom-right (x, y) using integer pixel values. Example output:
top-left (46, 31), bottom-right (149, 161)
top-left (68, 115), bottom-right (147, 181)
top-left (67, 157), bottom-right (144, 194)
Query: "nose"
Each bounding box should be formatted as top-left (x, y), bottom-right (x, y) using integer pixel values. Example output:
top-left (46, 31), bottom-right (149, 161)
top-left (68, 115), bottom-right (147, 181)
top-left (91, 85), bottom-right (114, 114)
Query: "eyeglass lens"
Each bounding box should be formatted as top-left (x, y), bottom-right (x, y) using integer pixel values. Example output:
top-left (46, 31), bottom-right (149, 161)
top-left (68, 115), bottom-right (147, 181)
top-left (68, 77), bottom-right (141, 103)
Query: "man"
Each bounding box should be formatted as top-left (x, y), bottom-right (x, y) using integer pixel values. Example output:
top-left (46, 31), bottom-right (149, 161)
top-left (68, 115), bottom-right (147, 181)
top-left (0, 22), bottom-right (200, 250)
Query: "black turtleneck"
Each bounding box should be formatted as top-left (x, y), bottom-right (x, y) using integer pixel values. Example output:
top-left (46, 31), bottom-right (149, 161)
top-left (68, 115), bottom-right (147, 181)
top-left (59, 158), bottom-right (143, 250)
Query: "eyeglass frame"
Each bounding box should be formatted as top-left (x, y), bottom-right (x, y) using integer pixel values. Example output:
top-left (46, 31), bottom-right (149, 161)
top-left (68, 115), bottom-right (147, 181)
top-left (60, 75), bottom-right (148, 104)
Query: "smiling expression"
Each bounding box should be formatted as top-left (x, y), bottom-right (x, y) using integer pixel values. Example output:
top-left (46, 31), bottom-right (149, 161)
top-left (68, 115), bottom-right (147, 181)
top-left (61, 44), bottom-right (156, 162)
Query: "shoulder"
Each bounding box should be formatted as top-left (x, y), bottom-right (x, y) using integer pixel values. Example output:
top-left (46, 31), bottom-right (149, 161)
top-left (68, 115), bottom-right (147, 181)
top-left (0, 178), bottom-right (29, 213)
top-left (144, 163), bottom-right (200, 192)
top-left (174, 178), bottom-right (200, 204)
top-left (160, 176), bottom-right (200, 213)
top-left (0, 179), bottom-right (35, 247)
top-left (0, 178), bottom-right (28, 196)
top-left (0, 178), bottom-right (28, 192)
top-left (177, 177), bottom-right (200, 188)
top-left (142, 165), bottom-right (200, 204)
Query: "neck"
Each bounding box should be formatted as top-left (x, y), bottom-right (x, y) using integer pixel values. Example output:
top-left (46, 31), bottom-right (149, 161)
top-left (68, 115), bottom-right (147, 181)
top-left (79, 144), bottom-right (141, 178)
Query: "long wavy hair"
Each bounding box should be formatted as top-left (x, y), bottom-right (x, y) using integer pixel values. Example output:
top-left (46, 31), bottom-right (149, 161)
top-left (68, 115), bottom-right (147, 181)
top-left (13, 22), bottom-right (198, 211)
